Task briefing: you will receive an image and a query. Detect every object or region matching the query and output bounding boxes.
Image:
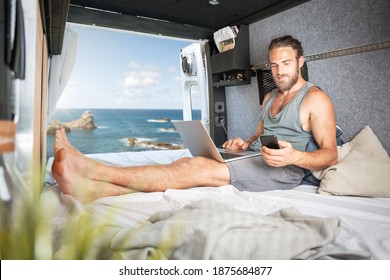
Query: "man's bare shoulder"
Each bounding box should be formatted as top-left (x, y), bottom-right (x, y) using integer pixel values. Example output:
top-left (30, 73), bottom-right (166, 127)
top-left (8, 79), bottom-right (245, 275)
top-left (306, 86), bottom-right (333, 103)
top-left (302, 86), bottom-right (335, 118)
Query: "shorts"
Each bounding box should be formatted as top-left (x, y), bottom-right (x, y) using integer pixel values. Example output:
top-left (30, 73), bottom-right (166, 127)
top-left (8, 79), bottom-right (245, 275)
top-left (226, 156), bottom-right (305, 192)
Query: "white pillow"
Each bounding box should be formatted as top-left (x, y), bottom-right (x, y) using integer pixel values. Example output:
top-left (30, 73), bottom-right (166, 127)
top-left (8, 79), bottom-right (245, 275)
top-left (312, 125), bottom-right (390, 197)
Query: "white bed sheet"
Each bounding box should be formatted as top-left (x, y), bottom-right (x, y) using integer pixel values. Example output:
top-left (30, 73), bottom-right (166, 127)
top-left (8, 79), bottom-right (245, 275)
top-left (44, 149), bottom-right (390, 259)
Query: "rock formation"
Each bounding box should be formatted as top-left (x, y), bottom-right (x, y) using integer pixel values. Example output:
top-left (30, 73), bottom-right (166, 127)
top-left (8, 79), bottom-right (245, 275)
top-left (47, 111), bottom-right (97, 134)
top-left (46, 120), bottom-right (71, 135)
top-left (64, 111), bottom-right (97, 129)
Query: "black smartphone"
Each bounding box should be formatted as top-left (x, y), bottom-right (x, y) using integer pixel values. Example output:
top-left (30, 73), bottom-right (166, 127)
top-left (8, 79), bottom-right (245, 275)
top-left (260, 135), bottom-right (279, 149)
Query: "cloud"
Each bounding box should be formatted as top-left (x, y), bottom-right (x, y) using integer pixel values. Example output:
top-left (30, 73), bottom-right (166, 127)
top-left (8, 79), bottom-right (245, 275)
top-left (168, 66), bottom-right (177, 73)
top-left (129, 60), bottom-right (159, 71)
top-left (128, 61), bottom-right (143, 69)
top-left (120, 61), bottom-right (163, 88)
top-left (121, 69), bottom-right (162, 88)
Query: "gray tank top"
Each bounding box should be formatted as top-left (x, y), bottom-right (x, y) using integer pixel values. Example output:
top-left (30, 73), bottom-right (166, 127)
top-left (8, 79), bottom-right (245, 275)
top-left (260, 82), bottom-right (315, 151)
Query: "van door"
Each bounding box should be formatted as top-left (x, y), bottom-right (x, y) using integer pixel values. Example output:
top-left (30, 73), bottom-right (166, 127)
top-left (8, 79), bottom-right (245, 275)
top-left (179, 42), bottom-right (210, 132)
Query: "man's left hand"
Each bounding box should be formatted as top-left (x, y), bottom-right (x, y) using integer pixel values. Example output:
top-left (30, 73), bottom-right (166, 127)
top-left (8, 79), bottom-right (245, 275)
top-left (261, 140), bottom-right (298, 167)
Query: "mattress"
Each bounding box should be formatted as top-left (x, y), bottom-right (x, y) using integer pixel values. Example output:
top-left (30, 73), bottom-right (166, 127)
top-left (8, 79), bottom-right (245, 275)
top-left (44, 149), bottom-right (390, 260)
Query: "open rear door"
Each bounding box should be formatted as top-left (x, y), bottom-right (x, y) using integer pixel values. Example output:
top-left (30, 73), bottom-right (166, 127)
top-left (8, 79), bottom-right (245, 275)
top-left (179, 42), bottom-right (210, 132)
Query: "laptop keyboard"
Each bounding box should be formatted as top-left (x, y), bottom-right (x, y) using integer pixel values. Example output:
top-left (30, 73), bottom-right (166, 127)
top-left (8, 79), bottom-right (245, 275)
top-left (219, 152), bottom-right (243, 159)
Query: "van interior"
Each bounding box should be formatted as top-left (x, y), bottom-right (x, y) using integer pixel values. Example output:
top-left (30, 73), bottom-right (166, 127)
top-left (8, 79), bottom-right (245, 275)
top-left (0, 0), bottom-right (389, 262)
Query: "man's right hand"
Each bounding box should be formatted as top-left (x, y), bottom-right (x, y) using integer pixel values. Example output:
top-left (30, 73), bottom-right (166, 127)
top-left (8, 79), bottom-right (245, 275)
top-left (222, 138), bottom-right (250, 151)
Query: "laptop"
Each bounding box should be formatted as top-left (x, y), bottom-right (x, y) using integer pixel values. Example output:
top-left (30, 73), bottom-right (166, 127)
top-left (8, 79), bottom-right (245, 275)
top-left (173, 120), bottom-right (261, 163)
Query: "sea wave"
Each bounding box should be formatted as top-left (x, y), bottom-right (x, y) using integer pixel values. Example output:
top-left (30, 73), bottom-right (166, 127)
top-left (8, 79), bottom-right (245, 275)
top-left (120, 136), bottom-right (184, 150)
top-left (159, 127), bottom-right (177, 133)
top-left (119, 137), bottom-right (156, 145)
top-left (147, 118), bottom-right (171, 123)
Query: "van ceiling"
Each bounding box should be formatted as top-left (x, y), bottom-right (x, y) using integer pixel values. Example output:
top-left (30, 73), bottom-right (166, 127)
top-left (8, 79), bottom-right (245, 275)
top-left (44, 0), bottom-right (310, 55)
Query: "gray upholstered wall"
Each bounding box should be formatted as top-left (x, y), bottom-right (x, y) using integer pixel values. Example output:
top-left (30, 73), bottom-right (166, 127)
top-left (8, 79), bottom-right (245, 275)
top-left (225, 0), bottom-right (390, 153)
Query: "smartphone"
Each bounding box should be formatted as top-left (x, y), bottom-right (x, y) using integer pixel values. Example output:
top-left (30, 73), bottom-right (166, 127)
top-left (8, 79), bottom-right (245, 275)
top-left (260, 135), bottom-right (279, 149)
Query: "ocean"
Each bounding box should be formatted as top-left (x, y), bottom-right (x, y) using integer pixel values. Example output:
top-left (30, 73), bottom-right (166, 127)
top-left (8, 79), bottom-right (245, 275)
top-left (46, 108), bottom-right (200, 158)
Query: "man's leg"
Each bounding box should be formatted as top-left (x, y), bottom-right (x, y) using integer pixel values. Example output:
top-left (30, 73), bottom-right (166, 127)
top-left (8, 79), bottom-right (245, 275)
top-left (52, 129), bottom-right (231, 202)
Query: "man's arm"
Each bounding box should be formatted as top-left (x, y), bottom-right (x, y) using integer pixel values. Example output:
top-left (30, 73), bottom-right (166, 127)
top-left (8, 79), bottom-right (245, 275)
top-left (261, 89), bottom-right (338, 170)
top-left (242, 121), bottom-right (264, 150)
top-left (222, 121), bottom-right (264, 150)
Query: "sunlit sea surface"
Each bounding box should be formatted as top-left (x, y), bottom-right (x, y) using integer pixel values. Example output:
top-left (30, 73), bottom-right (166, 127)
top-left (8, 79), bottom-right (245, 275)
top-left (46, 108), bottom-right (200, 158)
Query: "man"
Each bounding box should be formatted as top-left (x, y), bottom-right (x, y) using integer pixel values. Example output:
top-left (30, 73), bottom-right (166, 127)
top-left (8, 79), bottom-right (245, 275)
top-left (52, 35), bottom-right (338, 203)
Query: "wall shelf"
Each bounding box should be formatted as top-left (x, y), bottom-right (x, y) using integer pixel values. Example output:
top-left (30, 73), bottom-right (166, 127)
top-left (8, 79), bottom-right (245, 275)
top-left (211, 25), bottom-right (249, 73)
top-left (212, 69), bottom-right (251, 87)
top-left (210, 25), bottom-right (250, 87)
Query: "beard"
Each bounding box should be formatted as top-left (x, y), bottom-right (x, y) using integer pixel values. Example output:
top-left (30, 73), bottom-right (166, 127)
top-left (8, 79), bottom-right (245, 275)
top-left (274, 64), bottom-right (300, 92)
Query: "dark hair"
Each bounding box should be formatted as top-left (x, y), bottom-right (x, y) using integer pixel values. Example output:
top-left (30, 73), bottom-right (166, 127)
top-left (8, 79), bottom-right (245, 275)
top-left (268, 35), bottom-right (304, 57)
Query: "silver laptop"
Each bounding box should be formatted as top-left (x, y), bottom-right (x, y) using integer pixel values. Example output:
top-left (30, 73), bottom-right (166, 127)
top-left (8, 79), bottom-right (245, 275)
top-left (173, 120), bottom-right (260, 163)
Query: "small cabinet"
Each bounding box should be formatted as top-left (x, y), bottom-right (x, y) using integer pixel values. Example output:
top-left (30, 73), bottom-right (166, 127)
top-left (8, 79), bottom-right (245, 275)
top-left (211, 25), bottom-right (250, 87)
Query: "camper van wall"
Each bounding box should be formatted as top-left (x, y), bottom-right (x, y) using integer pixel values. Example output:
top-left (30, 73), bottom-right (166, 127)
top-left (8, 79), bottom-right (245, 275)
top-left (226, 0), bottom-right (390, 153)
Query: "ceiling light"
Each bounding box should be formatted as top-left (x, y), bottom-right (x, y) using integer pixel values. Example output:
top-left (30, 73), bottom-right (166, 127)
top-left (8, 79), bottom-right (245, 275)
top-left (209, 0), bottom-right (219, 5)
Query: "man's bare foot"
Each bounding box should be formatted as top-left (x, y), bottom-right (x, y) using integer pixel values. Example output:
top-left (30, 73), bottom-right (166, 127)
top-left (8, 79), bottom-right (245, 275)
top-left (54, 128), bottom-right (93, 162)
top-left (53, 128), bottom-right (100, 180)
top-left (51, 129), bottom-right (128, 202)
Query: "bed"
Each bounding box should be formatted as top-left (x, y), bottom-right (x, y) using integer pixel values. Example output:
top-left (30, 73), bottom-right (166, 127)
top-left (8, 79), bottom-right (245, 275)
top-left (42, 125), bottom-right (390, 260)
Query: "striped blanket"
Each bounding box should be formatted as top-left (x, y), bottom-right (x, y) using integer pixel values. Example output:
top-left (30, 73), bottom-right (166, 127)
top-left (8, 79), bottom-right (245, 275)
top-left (108, 199), bottom-right (367, 259)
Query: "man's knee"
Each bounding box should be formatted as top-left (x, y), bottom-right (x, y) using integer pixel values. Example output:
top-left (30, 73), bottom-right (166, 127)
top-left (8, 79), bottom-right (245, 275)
top-left (172, 156), bottom-right (222, 174)
top-left (187, 156), bottom-right (214, 168)
top-left (188, 156), bottom-right (230, 185)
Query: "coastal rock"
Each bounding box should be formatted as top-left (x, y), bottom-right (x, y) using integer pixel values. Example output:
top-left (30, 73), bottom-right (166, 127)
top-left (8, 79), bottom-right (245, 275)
top-left (65, 111), bottom-right (97, 129)
top-left (47, 111), bottom-right (97, 134)
top-left (46, 120), bottom-right (71, 135)
top-left (127, 137), bottom-right (184, 150)
top-left (127, 137), bottom-right (138, 146)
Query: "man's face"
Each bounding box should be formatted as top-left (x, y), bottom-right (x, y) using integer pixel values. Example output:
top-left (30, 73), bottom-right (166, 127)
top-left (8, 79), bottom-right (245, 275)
top-left (269, 47), bottom-right (302, 92)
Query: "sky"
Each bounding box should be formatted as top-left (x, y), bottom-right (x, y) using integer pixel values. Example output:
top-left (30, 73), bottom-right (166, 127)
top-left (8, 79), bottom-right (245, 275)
top-left (56, 23), bottom-right (198, 109)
